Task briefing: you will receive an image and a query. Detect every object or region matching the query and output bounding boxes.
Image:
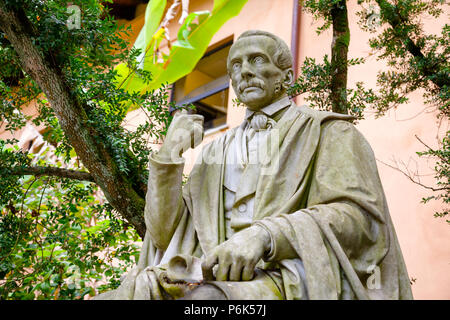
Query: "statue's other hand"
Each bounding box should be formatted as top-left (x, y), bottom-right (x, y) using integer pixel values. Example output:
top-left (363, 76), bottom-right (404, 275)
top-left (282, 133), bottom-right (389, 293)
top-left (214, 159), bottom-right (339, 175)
top-left (201, 226), bottom-right (271, 282)
top-left (158, 109), bottom-right (204, 161)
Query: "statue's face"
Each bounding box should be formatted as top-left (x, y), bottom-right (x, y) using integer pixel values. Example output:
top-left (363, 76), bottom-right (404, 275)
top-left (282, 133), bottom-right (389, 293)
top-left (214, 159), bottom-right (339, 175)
top-left (228, 35), bottom-right (292, 111)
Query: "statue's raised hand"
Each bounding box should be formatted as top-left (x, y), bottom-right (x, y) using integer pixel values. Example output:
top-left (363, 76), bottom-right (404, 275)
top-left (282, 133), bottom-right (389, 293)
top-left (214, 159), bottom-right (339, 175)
top-left (202, 226), bottom-right (271, 282)
top-left (157, 109), bottom-right (204, 161)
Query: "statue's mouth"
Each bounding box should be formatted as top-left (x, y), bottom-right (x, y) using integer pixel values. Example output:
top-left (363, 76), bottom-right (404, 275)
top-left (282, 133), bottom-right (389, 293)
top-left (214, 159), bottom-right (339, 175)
top-left (239, 82), bottom-right (264, 93)
top-left (242, 86), bottom-right (261, 93)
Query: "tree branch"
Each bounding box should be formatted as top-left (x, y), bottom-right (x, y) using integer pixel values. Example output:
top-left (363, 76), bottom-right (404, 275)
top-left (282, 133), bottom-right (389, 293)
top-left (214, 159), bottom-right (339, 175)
top-left (414, 134), bottom-right (448, 164)
top-left (9, 166), bottom-right (94, 182)
top-left (375, 0), bottom-right (449, 89)
top-left (377, 157), bottom-right (449, 192)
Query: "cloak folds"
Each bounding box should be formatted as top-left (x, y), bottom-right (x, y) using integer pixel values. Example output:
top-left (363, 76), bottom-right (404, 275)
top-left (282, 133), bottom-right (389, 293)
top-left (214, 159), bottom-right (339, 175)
top-left (97, 103), bottom-right (413, 300)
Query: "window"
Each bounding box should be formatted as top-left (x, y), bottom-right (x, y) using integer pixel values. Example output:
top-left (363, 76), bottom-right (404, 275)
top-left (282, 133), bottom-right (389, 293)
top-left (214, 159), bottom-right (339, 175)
top-left (171, 41), bottom-right (232, 131)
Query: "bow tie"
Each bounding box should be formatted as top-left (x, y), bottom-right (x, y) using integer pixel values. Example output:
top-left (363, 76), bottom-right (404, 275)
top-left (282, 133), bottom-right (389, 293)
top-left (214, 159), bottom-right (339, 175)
top-left (249, 112), bottom-right (277, 131)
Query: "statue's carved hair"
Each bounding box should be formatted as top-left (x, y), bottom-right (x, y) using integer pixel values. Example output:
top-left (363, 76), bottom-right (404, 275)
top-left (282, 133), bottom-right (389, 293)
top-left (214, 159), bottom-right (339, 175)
top-left (228, 30), bottom-right (293, 72)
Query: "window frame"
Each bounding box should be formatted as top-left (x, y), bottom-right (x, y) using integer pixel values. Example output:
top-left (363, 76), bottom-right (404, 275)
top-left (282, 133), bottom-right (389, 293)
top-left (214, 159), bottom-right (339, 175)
top-left (169, 40), bottom-right (233, 118)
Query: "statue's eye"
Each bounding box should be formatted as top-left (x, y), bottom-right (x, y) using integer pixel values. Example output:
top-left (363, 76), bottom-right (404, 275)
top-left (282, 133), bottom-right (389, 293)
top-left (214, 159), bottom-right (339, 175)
top-left (232, 62), bottom-right (241, 72)
top-left (253, 56), bottom-right (265, 64)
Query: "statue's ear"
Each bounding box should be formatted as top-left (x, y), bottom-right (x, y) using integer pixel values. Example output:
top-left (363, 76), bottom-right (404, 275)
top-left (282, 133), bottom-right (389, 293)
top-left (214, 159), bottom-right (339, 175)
top-left (283, 68), bottom-right (294, 87)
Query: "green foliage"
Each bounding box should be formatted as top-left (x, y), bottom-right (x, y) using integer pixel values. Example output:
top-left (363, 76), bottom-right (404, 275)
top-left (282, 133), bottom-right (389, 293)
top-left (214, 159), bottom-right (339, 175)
top-left (0, 140), bottom-right (31, 206)
top-left (0, 146), bottom-right (140, 299)
top-left (359, 0), bottom-right (449, 116)
top-left (288, 56), bottom-right (374, 119)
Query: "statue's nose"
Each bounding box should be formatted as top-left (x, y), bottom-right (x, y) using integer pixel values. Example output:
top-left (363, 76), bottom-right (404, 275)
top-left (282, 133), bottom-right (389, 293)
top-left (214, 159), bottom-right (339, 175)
top-left (240, 60), bottom-right (255, 78)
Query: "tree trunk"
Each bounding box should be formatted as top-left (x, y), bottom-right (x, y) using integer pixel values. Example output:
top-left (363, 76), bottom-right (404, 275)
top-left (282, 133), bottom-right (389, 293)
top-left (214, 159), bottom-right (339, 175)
top-left (0, 1), bottom-right (147, 238)
top-left (330, 0), bottom-right (350, 114)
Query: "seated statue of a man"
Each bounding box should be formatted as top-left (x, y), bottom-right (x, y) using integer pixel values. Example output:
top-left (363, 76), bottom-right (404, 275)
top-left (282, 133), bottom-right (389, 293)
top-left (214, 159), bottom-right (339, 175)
top-left (95, 30), bottom-right (413, 300)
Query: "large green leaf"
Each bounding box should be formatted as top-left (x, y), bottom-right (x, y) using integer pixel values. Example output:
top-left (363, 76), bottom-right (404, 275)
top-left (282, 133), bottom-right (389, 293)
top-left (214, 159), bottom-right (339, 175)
top-left (115, 0), bottom-right (248, 97)
top-left (133, 0), bottom-right (167, 55)
top-left (114, 0), bottom-right (167, 92)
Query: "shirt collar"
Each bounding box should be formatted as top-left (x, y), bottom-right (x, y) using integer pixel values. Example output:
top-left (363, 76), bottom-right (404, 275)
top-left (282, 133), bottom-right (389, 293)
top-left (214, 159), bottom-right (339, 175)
top-left (244, 95), bottom-right (292, 120)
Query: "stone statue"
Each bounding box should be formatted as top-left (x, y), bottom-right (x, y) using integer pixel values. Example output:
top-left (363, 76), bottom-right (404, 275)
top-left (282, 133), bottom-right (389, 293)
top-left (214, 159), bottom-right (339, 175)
top-left (95, 30), bottom-right (413, 300)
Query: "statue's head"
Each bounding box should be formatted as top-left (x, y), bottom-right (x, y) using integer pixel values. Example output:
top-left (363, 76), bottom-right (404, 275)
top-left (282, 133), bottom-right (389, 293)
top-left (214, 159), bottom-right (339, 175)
top-left (227, 30), bottom-right (294, 111)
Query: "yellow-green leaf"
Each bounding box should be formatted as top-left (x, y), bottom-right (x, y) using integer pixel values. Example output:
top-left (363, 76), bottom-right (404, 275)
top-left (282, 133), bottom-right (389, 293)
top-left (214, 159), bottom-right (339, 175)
top-left (116, 0), bottom-right (248, 101)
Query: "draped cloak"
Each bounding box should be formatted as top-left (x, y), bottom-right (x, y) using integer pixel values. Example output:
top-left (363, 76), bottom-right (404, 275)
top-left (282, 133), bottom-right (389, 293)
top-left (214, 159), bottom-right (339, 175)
top-left (95, 103), bottom-right (413, 300)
